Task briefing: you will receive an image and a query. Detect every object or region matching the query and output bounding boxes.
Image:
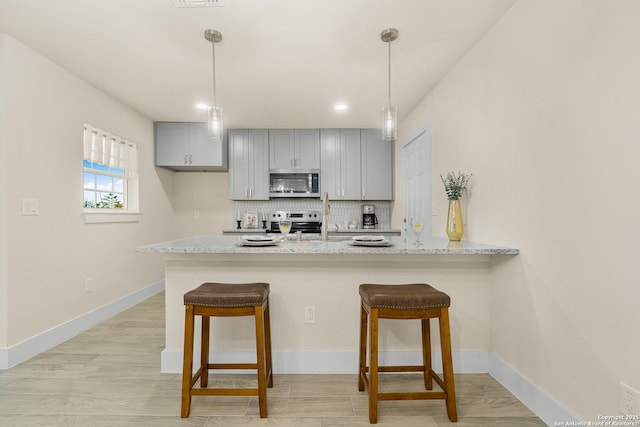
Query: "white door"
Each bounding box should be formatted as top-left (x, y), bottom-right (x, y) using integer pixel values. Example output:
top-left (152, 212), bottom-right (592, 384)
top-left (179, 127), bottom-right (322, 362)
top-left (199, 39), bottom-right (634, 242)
top-left (402, 126), bottom-right (431, 237)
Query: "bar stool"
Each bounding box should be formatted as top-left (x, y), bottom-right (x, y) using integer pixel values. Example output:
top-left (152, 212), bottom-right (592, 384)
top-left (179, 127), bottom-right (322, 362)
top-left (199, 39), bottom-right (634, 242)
top-left (358, 283), bottom-right (457, 424)
top-left (181, 282), bottom-right (273, 418)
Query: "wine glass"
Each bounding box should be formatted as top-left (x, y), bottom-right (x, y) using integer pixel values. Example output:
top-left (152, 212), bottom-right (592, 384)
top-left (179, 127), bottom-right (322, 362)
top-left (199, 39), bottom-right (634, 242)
top-left (411, 219), bottom-right (424, 246)
top-left (278, 219), bottom-right (292, 241)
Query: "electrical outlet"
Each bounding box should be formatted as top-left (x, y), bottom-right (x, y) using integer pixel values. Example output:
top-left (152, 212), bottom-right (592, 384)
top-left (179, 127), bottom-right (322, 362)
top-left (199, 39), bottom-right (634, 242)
top-left (84, 278), bottom-right (93, 293)
top-left (620, 382), bottom-right (638, 415)
top-left (304, 306), bottom-right (316, 324)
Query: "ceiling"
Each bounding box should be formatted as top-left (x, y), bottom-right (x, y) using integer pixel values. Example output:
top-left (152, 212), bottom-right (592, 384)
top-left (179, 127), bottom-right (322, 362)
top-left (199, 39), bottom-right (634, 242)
top-left (0, 0), bottom-right (516, 129)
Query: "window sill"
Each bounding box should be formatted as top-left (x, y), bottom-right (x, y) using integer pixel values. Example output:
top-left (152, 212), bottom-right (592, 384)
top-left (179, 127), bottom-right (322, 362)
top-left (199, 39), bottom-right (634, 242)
top-left (82, 210), bottom-right (142, 224)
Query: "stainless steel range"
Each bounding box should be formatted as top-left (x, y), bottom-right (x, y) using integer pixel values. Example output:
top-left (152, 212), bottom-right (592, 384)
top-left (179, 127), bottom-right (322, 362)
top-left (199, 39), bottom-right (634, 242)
top-left (268, 210), bottom-right (322, 234)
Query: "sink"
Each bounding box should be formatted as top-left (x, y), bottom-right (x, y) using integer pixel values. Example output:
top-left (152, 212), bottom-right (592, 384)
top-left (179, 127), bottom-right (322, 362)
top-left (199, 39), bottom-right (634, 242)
top-left (303, 234), bottom-right (351, 242)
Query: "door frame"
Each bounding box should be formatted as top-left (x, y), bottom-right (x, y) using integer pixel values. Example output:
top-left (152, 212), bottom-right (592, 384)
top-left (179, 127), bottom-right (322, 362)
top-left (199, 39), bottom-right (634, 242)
top-left (401, 124), bottom-right (432, 238)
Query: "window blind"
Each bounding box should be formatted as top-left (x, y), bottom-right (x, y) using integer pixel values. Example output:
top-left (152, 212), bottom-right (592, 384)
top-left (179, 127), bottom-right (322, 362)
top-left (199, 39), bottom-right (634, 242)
top-left (83, 124), bottom-right (138, 175)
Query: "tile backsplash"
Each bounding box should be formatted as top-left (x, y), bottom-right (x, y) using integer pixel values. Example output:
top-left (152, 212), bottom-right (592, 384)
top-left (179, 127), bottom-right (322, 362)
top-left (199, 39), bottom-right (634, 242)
top-left (233, 200), bottom-right (391, 230)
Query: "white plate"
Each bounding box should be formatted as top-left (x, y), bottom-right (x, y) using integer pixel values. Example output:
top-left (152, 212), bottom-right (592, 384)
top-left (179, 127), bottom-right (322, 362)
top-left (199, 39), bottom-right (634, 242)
top-left (239, 239), bottom-right (280, 247)
top-left (348, 239), bottom-right (393, 247)
top-left (240, 235), bottom-right (280, 246)
top-left (242, 235), bottom-right (276, 242)
top-left (352, 235), bottom-right (385, 242)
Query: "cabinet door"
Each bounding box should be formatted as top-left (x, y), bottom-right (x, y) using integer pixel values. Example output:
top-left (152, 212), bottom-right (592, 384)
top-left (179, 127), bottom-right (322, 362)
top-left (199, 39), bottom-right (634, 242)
top-left (269, 129), bottom-right (295, 169)
top-left (229, 129), bottom-right (269, 200)
top-left (228, 130), bottom-right (251, 199)
top-left (320, 129), bottom-right (341, 199)
top-left (361, 129), bottom-right (393, 200)
top-left (188, 122), bottom-right (224, 167)
top-left (155, 122), bottom-right (188, 166)
top-left (294, 129), bottom-right (320, 169)
top-left (248, 130), bottom-right (269, 200)
top-left (340, 129), bottom-right (361, 200)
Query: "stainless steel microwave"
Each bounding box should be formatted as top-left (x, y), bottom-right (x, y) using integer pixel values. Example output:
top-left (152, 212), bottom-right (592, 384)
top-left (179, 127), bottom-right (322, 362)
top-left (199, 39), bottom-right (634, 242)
top-left (269, 170), bottom-right (320, 198)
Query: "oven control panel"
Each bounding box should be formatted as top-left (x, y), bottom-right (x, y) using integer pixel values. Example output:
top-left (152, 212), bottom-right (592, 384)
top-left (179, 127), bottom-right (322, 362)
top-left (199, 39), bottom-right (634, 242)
top-left (269, 210), bottom-right (321, 223)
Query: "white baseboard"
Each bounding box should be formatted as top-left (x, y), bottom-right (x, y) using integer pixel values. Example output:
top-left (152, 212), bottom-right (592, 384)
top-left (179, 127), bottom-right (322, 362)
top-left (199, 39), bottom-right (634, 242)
top-left (160, 349), bottom-right (490, 374)
top-left (0, 281), bottom-right (164, 370)
top-left (489, 353), bottom-right (580, 426)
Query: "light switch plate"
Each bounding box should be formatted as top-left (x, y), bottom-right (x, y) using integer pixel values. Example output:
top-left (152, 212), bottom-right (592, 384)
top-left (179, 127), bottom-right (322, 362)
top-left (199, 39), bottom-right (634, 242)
top-left (22, 198), bottom-right (39, 215)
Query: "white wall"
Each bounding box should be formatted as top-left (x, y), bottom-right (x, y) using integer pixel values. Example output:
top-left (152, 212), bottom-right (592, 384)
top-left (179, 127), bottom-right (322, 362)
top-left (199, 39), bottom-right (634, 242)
top-left (0, 34), bottom-right (174, 353)
top-left (172, 172), bottom-right (233, 238)
top-left (396, 0), bottom-right (640, 421)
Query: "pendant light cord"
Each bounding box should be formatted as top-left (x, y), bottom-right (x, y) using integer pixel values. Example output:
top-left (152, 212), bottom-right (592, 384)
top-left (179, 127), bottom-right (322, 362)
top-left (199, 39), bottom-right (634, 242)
top-left (211, 40), bottom-right (217, 107)
top-left (387, 39), bottom-right (392, 107)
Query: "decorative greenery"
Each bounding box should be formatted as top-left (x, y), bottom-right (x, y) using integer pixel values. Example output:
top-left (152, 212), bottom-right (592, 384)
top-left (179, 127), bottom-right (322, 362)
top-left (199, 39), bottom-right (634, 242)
top-left (440, 171), bottom-right (472, 200)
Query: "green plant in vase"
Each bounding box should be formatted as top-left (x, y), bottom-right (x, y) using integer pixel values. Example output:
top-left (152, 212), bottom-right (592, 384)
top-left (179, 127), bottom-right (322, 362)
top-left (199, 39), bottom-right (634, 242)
top-left (440, 171), bottom-right (472, 241)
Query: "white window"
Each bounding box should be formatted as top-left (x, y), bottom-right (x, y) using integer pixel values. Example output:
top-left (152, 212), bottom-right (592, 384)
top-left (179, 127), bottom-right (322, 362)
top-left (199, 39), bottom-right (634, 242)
top-left (82, 124), bottom-right (141, 223)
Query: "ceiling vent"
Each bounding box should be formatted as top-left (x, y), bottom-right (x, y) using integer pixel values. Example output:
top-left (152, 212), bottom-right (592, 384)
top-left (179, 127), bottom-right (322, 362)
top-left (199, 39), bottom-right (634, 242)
top-left (172, 0), bottom-right (224, 7)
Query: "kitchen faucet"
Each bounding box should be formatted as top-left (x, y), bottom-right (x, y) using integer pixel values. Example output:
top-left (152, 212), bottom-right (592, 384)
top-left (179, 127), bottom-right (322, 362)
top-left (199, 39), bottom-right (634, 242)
top-left (321, 192), bottom-right (330, 241)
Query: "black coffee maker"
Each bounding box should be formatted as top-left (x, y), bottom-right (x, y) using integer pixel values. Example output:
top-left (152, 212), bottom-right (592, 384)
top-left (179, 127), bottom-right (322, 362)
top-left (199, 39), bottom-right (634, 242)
top-left (362, 204), bottom-right (378, 229)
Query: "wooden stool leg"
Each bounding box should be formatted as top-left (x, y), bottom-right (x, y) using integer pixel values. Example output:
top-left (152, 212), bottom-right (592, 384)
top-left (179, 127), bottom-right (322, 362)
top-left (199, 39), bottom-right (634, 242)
top-left (439, 307), bottom-right (458, 422)
top-left (254, 305), bottom-right (268, 418)
top-left (200, 315), bottom-right (210, 387)
top-left (181, 305), bottom-right (195, 418)
top-left (264, 300), bottom-right (273, 388)
top-left (358, 302), bottom-right (368, 392)
top-left (368, 307), bottom-right (380, 424)
top-left (422, 318), bottom-right (433, 390)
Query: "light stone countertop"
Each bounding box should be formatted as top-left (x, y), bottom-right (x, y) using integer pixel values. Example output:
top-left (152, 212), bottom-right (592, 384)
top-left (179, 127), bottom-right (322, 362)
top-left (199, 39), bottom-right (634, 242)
top-left (222, 229), bottom-right (402, 235)
top-left (136, 235), bottom-right (518, 255)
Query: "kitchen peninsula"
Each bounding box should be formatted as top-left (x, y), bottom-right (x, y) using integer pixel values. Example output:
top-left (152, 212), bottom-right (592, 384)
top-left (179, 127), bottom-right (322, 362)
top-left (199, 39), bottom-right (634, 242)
top-left (137, 235), bottom-right (518, 374)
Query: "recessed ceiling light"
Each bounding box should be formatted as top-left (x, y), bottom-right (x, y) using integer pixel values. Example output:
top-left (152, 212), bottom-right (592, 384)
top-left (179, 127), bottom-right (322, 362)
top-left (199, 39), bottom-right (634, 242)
top-left (334, 104), bottom-right (348, 111)
top-left (173, 0), bottom-right (224, 7)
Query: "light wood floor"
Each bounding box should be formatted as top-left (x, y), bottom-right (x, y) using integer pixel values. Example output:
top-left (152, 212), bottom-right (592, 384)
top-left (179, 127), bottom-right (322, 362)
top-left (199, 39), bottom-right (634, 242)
top-left (0, 292), bottom-right (547, 426)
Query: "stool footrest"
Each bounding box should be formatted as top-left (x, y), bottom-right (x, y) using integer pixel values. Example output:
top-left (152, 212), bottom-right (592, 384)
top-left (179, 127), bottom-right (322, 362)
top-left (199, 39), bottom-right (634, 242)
top-left (377, 365), bottom-right (426, 373)
top-left (207, 363), bottom-right (258, 370)
top-left (191, 388), bottom-right (259, 396)
top-left (378, 391), bottom-right (447, 401)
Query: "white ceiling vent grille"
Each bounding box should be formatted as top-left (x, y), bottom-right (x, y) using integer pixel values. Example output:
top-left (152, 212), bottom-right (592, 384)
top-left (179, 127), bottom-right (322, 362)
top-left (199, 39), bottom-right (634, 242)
top-left (172, 0), bottom-right (224, 7)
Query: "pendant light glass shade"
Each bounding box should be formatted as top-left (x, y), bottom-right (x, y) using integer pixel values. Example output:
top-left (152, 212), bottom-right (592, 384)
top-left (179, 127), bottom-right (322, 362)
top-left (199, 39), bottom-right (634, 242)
top-left (208, 106), bottom-right (223, 142)
top-left (205, 29), bottom-right (223, 143)
top-left (380, 28), bottom-right (398, 141)
top-left (382, 105), bottom-right (397, 140)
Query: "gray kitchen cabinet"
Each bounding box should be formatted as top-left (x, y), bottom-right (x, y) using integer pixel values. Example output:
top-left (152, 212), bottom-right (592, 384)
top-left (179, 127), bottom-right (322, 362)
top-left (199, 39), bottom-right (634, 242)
top-left (269, 129), bottom-right (320, 170)
top-left (361, 129), bottom-right (393, 200)
top-left (155, 122), bottom-right (228, 171)
top-left (228, 129), bottom-right (269, 200)
top-left (320, 129), bottom-right (361, 200)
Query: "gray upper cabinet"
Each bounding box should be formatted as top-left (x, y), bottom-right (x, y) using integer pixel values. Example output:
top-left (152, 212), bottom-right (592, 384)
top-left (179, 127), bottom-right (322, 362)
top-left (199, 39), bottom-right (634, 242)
top-left (228, 129), bottom-right (269, 200)
top-left (269, 129), bottom-right (320, 170)
top-left (155, 122), bottom-right (228, 171)
top-left (320, 129), bottom-right (361, 200)
top-left (360, 129), bottom-right (393, 200)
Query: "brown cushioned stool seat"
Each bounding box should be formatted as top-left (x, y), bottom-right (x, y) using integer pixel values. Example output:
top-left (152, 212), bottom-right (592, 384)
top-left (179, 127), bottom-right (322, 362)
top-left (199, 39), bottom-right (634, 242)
top-left (181, 282), bottom-right (273, 418)
top-left (358, 283), bottom-right (457, 424)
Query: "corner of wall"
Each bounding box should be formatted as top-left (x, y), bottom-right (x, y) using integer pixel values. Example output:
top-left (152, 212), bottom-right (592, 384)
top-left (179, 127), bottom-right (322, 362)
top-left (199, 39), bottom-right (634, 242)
top-left (0, 33), bottom-right (9, 351)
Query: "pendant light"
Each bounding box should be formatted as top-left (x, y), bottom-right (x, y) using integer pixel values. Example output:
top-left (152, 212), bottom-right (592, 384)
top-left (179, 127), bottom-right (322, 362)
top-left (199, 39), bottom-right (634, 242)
top-left (380, 28), bottom-right (398, 140)
top-left (204, 29), bottom-right (223, 142)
